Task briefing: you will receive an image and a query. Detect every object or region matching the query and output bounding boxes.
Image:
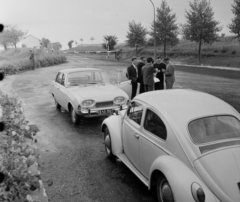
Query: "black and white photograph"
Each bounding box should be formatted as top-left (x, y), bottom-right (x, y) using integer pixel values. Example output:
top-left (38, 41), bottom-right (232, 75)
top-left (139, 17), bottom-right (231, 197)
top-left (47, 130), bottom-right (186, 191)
top-left (1, 0), bottom-right (240, 202)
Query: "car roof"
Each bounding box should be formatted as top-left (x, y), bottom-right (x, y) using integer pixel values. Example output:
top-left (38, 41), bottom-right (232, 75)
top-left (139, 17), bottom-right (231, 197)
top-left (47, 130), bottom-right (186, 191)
top-left (59, 68), bottom-right (101, 74)
top-left (135, 89), bottom-right (239, 124)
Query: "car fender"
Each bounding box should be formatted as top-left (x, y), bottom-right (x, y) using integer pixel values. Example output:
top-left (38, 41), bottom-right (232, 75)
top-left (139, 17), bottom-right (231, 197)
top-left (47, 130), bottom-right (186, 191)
top-left (101, 115), bottom-right (122, 156)
top-left (149, 155), bottom-right (217, 201)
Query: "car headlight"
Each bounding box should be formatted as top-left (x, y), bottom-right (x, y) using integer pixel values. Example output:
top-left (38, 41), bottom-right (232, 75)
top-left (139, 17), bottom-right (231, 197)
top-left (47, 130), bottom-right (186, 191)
top-left (82, 99), bottom-right (95, 107)
top-left (113, 96), bottom-right (125, 105)
top-left (191, 183), bottom-right (205, 202)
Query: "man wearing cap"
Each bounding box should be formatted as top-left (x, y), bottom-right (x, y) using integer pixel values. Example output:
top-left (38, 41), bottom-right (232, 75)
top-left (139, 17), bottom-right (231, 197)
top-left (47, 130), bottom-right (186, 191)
top-left (164, 58), bottom-right (175, 89)
top-left (126, 56), bottom-right (139, 99)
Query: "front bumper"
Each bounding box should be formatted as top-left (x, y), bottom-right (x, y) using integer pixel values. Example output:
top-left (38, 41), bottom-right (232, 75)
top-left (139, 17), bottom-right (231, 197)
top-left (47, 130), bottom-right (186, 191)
top-left (77, 104), bottom-right (127, 117)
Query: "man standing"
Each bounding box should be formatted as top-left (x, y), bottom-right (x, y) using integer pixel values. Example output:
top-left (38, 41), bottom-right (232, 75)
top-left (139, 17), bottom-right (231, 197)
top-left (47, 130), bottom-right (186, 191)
top-left (127, 56), bottom-right (138, 99)
top-left (154, 57), bottom-right (166, 90)
top-left (137, 56), bottom-right (146, 94)
top-left (164, 58), bottom-right (175, 89)
top-left (29, 50), bottom-right (35, 70)
top-left (142, 57), bottom-right (156, 92)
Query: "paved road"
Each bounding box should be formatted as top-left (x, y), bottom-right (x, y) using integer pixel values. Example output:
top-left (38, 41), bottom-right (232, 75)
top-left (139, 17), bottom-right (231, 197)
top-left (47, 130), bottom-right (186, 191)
top-left (1, 55), bottom-right (240, 202)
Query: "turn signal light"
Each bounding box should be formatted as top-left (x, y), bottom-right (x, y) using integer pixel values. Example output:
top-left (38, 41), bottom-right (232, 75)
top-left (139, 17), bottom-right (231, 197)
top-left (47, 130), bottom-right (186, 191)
top-left (191, 183), bottom-right (205, 202)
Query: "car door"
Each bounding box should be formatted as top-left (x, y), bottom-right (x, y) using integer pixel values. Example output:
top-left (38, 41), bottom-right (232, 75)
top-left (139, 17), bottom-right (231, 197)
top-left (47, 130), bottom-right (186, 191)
top-left (122, 101), bottom-right (144, 170)
top-left (58, 73), bottom-right (69, 110)
top-left (52, 72), bottom-right (63, 104)
top-left (139, 108), bottom-right (169, 179)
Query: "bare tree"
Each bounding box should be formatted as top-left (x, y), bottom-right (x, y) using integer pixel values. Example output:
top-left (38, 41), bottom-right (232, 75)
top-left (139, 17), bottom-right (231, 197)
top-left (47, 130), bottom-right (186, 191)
top-left (90, 37), bottom-right (95, 45)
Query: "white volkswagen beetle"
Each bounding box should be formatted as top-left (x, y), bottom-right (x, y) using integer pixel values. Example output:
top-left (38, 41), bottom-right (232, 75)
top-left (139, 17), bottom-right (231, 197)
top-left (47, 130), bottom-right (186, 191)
top-left (101, 89), bottom-right (240, 202)
top-left (51, 68), bottom-right (130, 124)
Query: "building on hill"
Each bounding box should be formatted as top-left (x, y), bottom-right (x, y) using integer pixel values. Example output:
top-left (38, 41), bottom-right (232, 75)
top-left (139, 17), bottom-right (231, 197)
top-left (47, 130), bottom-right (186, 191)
top-left (21, 35), bottom-right (41, 48)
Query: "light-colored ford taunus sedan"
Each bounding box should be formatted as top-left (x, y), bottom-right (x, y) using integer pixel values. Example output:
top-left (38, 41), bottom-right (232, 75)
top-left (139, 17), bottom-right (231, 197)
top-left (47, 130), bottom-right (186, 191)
top-left (51, 68), bottom-right (129, 124)
top-left (101, 89), bottom-right (240, 202)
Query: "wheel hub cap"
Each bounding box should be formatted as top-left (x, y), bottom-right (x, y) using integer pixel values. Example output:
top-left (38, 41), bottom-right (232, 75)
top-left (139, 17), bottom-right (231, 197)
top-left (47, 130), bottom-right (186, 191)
top-left (161, 181), bottom-right (174, 202)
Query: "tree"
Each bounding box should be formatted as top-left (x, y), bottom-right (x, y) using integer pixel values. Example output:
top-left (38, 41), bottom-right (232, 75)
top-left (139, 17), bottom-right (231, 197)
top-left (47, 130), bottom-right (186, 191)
top-left (90, 37), bottom-right (95, 45)
top-left (102, 35), bottom-right (118, 51)
top-left (125, 21), bottom-right (148, 47)
top-left (228, 0), bottom-right (240, 42)
top-left (150, 0), bottom-right (179, 57)
top-left (68, 40), bottom-right (74, 49)
top-left (0, 25), bottom-right (27, 50)
top-left (182, 0), bottom-right (222, 63)
top-left (80, 38), bottom-right (83, 46)
top-left (41, 38), bottom-right (51, 48)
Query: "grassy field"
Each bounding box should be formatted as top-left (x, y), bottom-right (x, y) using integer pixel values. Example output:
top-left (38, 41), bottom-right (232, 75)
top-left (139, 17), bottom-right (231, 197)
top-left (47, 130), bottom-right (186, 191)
top-left (0, 48), bottom-right (67, 74)
top-left (69, 36), bottom-right (240, 68)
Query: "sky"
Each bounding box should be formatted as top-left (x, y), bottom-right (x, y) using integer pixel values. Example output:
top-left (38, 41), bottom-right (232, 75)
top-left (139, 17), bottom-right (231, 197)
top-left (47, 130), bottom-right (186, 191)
top-left (0, 0), bottom-right (235, 49)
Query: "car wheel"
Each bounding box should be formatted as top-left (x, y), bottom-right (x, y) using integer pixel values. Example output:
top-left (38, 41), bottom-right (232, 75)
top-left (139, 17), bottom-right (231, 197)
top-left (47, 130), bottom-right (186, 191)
top-left (71, 107), bottom-right (81, 125)
top-left (104, 127), bottom-right (115, 159)
top-left (157, 177), bottom-right (175, 202)
top-left (54, 97), bottom-right (61, 110)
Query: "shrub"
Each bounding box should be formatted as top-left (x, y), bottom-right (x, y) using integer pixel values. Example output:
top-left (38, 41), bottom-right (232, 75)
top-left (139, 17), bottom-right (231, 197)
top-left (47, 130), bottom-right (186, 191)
top-left (232, 50), bottom-right (236, 54)
top-left (221, 46), bottom-right (228, 53)
top-left (213, 49), bottom-right (218, 53)
top-left (0, 94), bottom-right (41, 201)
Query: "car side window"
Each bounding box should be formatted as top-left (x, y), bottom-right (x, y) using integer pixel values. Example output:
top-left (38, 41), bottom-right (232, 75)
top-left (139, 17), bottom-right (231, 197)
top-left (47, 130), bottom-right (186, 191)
top-left (144, 109), bottom-right (167, 140)
top-left (60, 74), bottom-right (65, 86)
top-left (128, 102), bottom-right (143, 125)
top-left (56, 73), bottom-right (63, 84)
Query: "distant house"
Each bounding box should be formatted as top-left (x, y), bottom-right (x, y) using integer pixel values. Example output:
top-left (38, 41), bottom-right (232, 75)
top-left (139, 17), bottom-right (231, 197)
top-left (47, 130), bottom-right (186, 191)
top-left (47, 42), bottom-right (62, 50)
top-left (21, 35), bottom-right (41, 48)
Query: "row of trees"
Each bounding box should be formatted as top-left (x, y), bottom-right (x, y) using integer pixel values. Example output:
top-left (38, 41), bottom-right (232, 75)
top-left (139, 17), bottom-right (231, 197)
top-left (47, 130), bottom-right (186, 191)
top-left (68, 35), bottom-right (119, 50)
top-left (125, 0), bottom-right (240, 63)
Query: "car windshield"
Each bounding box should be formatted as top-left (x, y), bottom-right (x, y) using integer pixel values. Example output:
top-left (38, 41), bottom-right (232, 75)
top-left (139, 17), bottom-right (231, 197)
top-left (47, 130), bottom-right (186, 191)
top-left (188, 115), bottom-right (240, 144)
top-left (67, 70), bottom-right (110, 87)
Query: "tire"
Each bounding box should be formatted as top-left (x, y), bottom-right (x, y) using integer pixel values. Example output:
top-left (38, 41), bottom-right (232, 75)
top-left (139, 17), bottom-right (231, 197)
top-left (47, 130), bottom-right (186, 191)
top-left (157, 176), bottom-right (175, 202)
top-left (54, 97), bottom-right (61, 110)
top-left (104, 127), bottom-right (115, 159)
top-left (71, 107), bottom-right (81, 125)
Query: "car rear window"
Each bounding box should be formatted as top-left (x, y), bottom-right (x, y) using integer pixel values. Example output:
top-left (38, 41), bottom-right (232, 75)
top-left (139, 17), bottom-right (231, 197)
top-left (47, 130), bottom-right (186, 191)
top-left (188, 116), bottom-right (240, 144)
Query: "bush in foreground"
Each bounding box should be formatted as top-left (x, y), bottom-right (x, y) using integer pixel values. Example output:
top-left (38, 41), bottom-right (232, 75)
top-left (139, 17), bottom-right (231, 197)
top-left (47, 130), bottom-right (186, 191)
top-left (0, 94), bottom-right (42, 202)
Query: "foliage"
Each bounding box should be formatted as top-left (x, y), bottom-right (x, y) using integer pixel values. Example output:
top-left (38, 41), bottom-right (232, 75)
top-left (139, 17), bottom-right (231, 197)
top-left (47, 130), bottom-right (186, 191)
top-left (90, 37), bottom-right (95, 44)
top-left (125, 21), bottom-right (148, 47)
top-left (149, 0), bottom-right (179, 56)
top-left (68, 40), bottom-right (74, 49)
top-left (0, 25), bottom-right (27, 50)
top-left (41, 38), bottom-right (51, 48)
top-left (102, 35), bottom-right (118, 51)
top-left (0, 48), bottom-right (67, 75)
top-left (0, 94), bottom-right (40, 202)
top-left (181, 0), bottom-right (222, 63)
top-left (228, 0), bottom-right (240, 42)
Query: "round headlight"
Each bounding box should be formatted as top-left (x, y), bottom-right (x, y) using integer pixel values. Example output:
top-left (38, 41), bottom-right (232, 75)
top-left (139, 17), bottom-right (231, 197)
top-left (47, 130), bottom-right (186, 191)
top-left (191, 183), bottom-right (205, 202)
top-left (82, 99), bottom-right (95, 107)
top-left (114, 96), bottom-right (125, 105)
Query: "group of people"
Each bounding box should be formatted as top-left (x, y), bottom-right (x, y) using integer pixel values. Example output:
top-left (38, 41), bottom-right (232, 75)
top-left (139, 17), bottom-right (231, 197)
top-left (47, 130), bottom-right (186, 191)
top-left (126, 56), bottom-right (175, 99)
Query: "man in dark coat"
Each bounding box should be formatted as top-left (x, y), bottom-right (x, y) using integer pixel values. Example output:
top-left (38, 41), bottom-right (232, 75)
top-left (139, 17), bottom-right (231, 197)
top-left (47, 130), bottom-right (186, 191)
top-left (29, 50), bottom-right (35, 70)
top-left (126, 56), bottom-right (139, 99)
top-left (154, 57), bottom-right (166, 90)
top-left (137, 56), bottom-right (146, 94)
top-left (142, 57), bottom-right (156, 92)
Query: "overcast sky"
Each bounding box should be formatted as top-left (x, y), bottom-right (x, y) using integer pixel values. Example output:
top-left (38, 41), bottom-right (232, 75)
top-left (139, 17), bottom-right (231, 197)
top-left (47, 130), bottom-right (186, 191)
top-left (0, 0), bottom-right (234, 49)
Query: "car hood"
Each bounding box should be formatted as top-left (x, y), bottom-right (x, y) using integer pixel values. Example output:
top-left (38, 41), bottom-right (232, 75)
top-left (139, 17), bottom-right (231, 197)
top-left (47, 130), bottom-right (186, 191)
top-left (194, 146), bottom-right (240, 202)
top-left (67, 84), bottom-right (128, 100)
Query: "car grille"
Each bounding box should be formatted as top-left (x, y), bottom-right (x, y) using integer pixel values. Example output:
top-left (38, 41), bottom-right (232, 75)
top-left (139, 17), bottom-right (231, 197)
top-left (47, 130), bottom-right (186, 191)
top-left (95, 101), bottom-right (114, 108)
top-left (199, 140), bottom-right (240, 154)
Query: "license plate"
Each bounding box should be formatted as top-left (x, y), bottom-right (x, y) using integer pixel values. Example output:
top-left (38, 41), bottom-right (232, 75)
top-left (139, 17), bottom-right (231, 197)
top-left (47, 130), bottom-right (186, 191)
top-left (98, 109), bottom-right (113, 114)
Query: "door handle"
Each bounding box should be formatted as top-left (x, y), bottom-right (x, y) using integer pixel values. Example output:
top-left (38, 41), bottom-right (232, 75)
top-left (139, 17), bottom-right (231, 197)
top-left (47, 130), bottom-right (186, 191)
top-left (134, 133), bottom-right (139, 138)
